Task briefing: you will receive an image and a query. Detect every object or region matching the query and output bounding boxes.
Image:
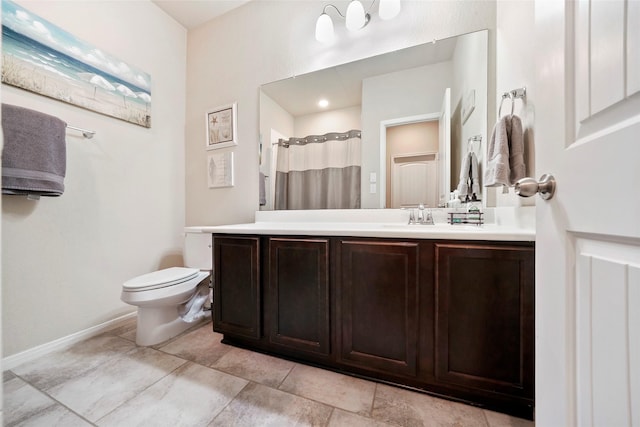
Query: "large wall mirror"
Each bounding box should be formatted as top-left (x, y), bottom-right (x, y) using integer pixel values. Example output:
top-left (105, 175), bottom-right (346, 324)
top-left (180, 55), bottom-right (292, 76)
top-left (259, 29), bottom-right (488, 210)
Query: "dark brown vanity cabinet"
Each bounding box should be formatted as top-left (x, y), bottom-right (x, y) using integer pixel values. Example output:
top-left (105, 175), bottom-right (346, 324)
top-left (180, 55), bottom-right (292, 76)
top-left (433, 243), bottom-right (535, 411)
top-left (213, 236), bottom-right (261, 340)
top-left (212, 233), bottom-right (534, 419)
top-left (266, 237), bottom-right (331, 358)
top-left (336, 239), bottom-right (424, 377)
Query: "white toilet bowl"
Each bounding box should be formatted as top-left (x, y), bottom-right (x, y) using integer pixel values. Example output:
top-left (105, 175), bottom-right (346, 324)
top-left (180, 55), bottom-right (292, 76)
top-left (121, 233), bottom-right (213, 346)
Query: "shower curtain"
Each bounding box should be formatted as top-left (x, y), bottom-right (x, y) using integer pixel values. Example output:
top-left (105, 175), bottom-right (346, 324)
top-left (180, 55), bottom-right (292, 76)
top-left (274, 130), bottom-right (361, 210)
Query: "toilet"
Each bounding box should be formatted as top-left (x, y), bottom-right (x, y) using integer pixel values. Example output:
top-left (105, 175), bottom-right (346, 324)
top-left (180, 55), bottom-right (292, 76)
top-left (121, 232), bottom-right (212, 346)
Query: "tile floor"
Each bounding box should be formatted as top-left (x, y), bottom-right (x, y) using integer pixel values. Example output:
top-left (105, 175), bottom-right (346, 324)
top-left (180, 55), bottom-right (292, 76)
top-left (3, 317), bottom-right (535, 426)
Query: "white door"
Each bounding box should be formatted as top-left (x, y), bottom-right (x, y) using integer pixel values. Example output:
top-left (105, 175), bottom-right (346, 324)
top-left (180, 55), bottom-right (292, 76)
top-left (438, 88), bottom-right (451, 207)
top-left (391, 153), bottom-right (438, 208)
top-left (535, 1), bottom-right (640, 425)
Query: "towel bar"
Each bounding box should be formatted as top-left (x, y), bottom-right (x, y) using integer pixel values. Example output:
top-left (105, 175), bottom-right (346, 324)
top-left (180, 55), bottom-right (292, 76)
top-left (66, 125), bottom-right (95, 139)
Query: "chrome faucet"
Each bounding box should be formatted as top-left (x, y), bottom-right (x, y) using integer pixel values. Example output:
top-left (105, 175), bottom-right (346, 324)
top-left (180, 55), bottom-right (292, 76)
top-left (402, 204), bottom-right (434, 225)
top-left (417, 204), bottom-right (425, 223)
top-left (417, 204), bottom-right (434, 225)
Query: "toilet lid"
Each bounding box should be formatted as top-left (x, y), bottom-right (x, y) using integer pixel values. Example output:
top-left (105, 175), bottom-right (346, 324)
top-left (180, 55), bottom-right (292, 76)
top-left (123, 267), bottom-right (200, 292)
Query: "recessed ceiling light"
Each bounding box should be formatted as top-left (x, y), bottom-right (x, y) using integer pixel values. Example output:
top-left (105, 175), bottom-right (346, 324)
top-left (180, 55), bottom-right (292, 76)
top-left (318, 99), bottom-right (329, 108)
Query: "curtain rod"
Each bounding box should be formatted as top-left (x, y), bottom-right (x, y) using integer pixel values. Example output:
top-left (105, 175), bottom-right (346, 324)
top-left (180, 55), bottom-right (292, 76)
top-left (277, 129), bottom-right (361, 146)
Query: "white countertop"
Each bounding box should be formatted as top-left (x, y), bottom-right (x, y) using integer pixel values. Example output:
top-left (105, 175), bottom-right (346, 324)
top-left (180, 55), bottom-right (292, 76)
top-left (186, 208), bottom-right (535, 242)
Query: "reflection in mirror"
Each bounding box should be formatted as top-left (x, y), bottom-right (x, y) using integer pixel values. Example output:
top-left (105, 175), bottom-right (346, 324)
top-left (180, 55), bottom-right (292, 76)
top-left (259, 29), bottom-right (488, 210)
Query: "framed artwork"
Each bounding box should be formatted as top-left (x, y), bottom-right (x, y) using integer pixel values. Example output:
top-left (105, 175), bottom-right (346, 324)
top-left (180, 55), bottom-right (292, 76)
top-left (1, 0), bottom-right (151, 128)
top-left (206, 102), bottom-right (237, 150)
top-left (207, 152), bottom-right (234, 188)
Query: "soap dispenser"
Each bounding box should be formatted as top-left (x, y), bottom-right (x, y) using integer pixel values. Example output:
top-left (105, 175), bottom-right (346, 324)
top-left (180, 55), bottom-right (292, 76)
top-left (447, 191), bottom-right (461, 209)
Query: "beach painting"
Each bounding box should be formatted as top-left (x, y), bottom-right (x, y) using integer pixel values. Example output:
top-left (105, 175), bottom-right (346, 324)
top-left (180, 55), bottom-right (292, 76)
top-left (1, 0), bottom-right (151, 128)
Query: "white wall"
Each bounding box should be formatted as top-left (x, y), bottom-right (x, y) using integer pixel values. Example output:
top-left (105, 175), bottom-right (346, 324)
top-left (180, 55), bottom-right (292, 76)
top-left (2, 1), bottom-right (187, 357)
top-left (259, 91), bottom-right (294, 172)
top-left (294, 106), bottom-right (361, 137)
top-left (491, 0), bottom-right (535, 207)
top-left (186, 0), bottom-right (496, 224)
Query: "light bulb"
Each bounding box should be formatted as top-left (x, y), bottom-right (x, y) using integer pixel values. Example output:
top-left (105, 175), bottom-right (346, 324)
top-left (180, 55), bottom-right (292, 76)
top-left (345, 0), bottom-right (366, 31)
top-left (379, 0), bottom-right (401, 20)
top-left (315, 13), bottom-right (334, 43)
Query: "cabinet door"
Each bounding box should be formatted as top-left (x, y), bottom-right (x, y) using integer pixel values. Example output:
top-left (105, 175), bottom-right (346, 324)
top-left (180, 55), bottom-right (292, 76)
top-left (213, 235), bottom-right (261, 340)
top-left (338, 240), bottom-right (419, 377)
top-left (434, 243), bottom-right (534, 398)
top-left (267, 238), bottom-right (330, 357)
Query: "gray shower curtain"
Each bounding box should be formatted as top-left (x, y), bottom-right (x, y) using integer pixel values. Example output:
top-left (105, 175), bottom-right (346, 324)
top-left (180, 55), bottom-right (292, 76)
top-left (274, 130), bottom-right (361, 210)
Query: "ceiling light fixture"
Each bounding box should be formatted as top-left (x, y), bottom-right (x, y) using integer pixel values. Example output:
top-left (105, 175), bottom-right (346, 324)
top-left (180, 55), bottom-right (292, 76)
top-left (318, 99), bottom-right (330, 108)
top-left (315, 0), bottom-right (401, 43)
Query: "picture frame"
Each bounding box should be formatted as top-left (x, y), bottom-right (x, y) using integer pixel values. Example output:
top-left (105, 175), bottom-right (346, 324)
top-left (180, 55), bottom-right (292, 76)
top-left (205, 102), bottom-right (237, 150)
top-left (207, 152), bottom-right (234, 188)
top-left (2, 0), bottom-right (152, 128)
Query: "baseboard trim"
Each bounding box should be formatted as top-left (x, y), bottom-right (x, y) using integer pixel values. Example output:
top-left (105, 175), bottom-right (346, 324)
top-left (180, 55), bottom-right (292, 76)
top-left (2, 312), bottom-right (137, 371)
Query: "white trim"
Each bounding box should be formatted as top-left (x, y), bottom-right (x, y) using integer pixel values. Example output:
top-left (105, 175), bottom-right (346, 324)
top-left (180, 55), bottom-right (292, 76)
top-left (2, 312), bottom-right (136, 371)
top-left (379, 113), bottom-right (440, 208)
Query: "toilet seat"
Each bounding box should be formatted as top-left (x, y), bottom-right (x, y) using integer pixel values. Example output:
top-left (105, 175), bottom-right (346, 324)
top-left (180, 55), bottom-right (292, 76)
top-left (123, 267), bottom-right (199, 292)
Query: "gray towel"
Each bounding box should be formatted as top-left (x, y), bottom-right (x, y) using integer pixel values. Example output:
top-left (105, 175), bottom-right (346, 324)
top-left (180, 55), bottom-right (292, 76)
top-left (484, 114), bottom-right (526, 192)
top-left (259, 172), bottom-right (266, 206)
top-left (457, 151), bottom-right (480, 198)
top-left (1, 104), bottom-right (67, 197)
top-left (509, 115), bottom-right (526, 184)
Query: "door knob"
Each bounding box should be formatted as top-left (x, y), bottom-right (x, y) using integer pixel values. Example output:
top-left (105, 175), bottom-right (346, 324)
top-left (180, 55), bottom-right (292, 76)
top-left (514, 174), bottom-right (556, 200)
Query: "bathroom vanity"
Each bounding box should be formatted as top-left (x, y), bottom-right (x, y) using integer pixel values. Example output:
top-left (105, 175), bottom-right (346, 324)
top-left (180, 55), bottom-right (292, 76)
top-left (190, 209), bottom-right (535, 419)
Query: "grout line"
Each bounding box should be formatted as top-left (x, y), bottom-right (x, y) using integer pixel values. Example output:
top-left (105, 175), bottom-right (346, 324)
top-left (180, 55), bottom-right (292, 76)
top-left (10, 372), bottom-right (98, 426)
top-left (93, 360), bottom-right (190, 424)
top-left (369, 382), bottom-right (378, 416)
top-left (275, 361), bottom-right (297, 390)
top-left (207, 379), bottom-right (253, 425)
top-left (324, 407), bottom-right (336, 427)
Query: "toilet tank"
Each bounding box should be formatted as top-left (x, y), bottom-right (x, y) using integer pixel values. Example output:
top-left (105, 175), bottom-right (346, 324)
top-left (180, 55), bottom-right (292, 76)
top-left (184, 232), bottom-right (212, 271)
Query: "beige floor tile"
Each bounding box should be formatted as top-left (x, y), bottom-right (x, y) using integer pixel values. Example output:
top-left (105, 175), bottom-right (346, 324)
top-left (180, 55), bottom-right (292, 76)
top-left (159, 322), bottom-right (233, 365)
top-left (328, 408), bottom-right (394, 426)
top-left (372, 384), bottom-right (488, 427)
top-left (484, 410), bottom-right (534, 427)
top-left (279, 364), bottom-right (376, 415)
top-left (3, 321), bottom-right (533, 427)
top-left (211, 347), bottom-right (295, 387)
top-left (96, 362), bottom-right (248, 427)
top-left (4, 376), bottom-right (91, 427)
top-left (11, 335), bottom-right (137, 390)
top-left (210, 381), bottom-right (332, 426)
top-left (46, 346), bottom-right (187, 422)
